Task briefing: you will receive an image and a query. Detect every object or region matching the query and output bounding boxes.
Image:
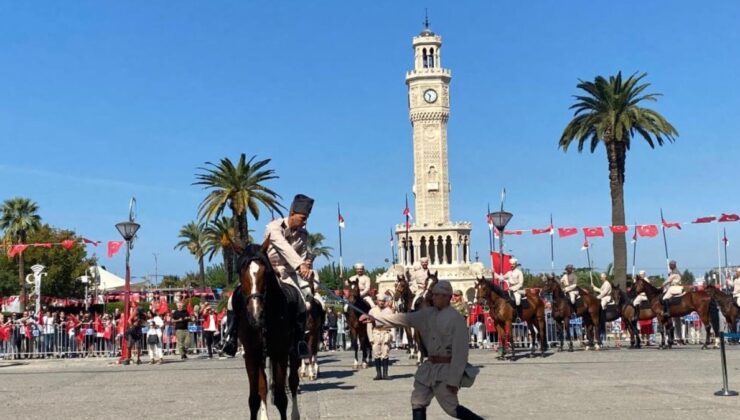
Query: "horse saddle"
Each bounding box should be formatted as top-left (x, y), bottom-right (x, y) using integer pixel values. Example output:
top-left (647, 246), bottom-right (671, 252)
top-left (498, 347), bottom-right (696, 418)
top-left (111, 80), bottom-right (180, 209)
top-left (574, 296), bottom-right (584, 308)
top-left (666, 295), bottom-right (683, 306)
top-left (603, 303), bottom-right (618, 319)
top-left (638, 301), bottom-right (651, 311)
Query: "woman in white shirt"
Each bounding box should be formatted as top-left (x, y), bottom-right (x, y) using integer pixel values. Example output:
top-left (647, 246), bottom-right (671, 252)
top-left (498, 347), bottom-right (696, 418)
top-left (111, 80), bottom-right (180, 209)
top-left (146, 317), bottom-right (163, 364)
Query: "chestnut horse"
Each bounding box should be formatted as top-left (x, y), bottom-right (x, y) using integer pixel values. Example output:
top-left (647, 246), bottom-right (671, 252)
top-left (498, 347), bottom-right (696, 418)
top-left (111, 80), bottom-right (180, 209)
top-left (611, 286), bottom-right (658, 349)
top-left (541, 275), bottom-right (602, 351)
top-left (345, 278), bottom-right (371, 369)
top-left (633, 277), bottom-right (719, 349)
top-left (475, 277), bottom-right (547, 360)
top-left (235, 240), bottom-right (301, 420)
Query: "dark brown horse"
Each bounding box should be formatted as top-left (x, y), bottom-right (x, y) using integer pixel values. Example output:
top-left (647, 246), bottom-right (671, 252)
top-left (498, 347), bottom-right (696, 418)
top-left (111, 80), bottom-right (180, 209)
top-left (235, 240), bottom-right (301, 420)
top-left (393, 275), bottom-right (415, 353)
top-left (541, 275), bottom-right (602, 351)
top-left (611, 286), bottom-right (658, 349)
top-left (300, 290), bottom-right (325, 381)
top-left (345, 278), bottom-right (371, 369)
top-left (633, 277), bottom-right (719, 349)
top-left (705, 286), bottom-right (737, 337)
top-left (475, 277), bottom-right (547, 359)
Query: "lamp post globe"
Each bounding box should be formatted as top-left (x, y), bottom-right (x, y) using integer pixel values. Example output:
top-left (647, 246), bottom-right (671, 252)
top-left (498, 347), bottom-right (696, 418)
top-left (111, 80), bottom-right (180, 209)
top-left (490, 211), bottom-right (513, 276)
top-left (116, 220), bottom-right (140, 364)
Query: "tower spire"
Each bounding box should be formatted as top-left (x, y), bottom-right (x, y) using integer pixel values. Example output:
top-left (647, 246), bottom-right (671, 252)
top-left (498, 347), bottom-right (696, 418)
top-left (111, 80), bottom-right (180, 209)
top-left (424, 8), bottom-right (430, 29)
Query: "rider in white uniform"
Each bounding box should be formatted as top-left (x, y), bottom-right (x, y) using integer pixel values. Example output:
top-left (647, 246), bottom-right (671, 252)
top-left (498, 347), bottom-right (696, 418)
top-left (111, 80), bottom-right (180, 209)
top-left (495, 258), bottom-right (525, 319)
top-left (560, 264), bottom-right (579, 311)
top-left (661, 260), bottom-right (683, 316)
top-left (733, 268), bottom-right (740, 307)
top-left (347, 263), bottom-right (375, 308)
top-left (592, 273), bottom-right (612, 310)
top-left (406, 257), bottom-right (431, 307)
top-left (632, 270), bottom-right (649, 307)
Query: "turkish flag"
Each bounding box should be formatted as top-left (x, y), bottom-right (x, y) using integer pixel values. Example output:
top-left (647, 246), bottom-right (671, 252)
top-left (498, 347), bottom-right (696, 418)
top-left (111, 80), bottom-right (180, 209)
top-left (82, 238), bottom-right (101, 246)
top-left (33, 243), bottom-right (53, 249)
top-left (61, 239), bottom-right (76, 250)
top-left (157, 300), bottom-right (169, 315)
top-left (491, 252), bottom-right (512, 275)
top-left (558, 227), bottom-right (578, 238)
top-left (186, 301), bottom-right (194, 316)
top-left (504, 230), bottom-right (523, 236)
top-left (662, 220), bottom-right (682, 230)
top-left (532, 226), bottom-right (553, 235)
top-left (636, 225), bottom-right (659, 237)
top-left (609, 225), bottom-right (629, 234)
top-left (583, 227), bottom-right (604, 237)
top-left (107, 241), bottom-right (124, 258)
top-left (719, 213), bottom-right (740, 222)
top-left (8, 244), bottom-right (29, 258)
top-left (692, 216), bottom-right (716, 224)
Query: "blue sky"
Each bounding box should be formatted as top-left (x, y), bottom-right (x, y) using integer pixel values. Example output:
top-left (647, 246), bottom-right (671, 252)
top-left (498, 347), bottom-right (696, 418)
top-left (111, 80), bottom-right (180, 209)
top-left (1, 1), bottom-right (739, 281)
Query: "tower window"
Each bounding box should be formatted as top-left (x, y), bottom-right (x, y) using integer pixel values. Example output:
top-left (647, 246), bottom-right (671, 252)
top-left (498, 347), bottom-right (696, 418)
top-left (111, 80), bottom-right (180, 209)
top-left (422, 48), bottom-right (429, 68)
top-left (429, 48), bottom-right (435, 68)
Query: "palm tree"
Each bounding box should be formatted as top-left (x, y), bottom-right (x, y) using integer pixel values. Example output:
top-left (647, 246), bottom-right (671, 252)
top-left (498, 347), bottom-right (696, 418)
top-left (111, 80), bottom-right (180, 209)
top-left (193, 154), bottom-right (283, 249)
top-left (307, 232), bottom-right (333, 261)
top-left (0, 197), bottom-right (41, 311)
top-left (559, 72), bottom-right (678, 287)
top-left (174, 221), bottom-right (208, 289)
top-left (205, 217), bottom-right (236, 287)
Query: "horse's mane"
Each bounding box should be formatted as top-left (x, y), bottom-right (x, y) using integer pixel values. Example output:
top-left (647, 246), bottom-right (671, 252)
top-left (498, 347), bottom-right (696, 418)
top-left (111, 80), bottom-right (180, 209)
top-left (478, 278), bottom-right (506, 299)
top-left (707, 286), bottom-right (732, 304)
top-left (637, 277), bottom-right (661, 296)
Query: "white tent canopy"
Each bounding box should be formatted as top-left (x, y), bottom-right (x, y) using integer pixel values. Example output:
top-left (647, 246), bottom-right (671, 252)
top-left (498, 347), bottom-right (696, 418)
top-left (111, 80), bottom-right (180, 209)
top-left (95, 266), bottom-right (126, 291)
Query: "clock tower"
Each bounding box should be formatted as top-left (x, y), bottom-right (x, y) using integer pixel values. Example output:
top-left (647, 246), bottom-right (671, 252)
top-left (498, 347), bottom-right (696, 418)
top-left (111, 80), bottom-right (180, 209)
top-left (406, 22), bottom-right (451, 226)
top-left (377, 20), bottom-right (487, 303)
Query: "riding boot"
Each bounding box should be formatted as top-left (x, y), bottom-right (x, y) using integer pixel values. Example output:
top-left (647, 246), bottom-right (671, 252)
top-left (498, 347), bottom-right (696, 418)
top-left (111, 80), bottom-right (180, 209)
top-left (412, 408), bottom-right (426, 420)
top-left (455, 405), bottom-right (484, 420)
top-left (662, 299), bottom-right (670, 318)
top-left (220, 310), bottom-right (238, 357)
top-left (516, 305), bottom-right (523, 322)
top-left (373, 360), bottom-right (382, 380)
top-left (382, 358), bottom-right (389, 379)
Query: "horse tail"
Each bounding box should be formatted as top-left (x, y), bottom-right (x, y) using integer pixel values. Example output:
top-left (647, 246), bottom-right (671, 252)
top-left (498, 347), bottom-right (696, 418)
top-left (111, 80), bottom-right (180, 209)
top-left (599, 308), bottom-right (606, 337)
top-left (709, 298), bottom-right (720, 334)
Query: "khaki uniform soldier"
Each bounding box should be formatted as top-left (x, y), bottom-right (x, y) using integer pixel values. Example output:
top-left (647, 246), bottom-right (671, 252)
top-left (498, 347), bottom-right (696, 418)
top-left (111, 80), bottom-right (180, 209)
top-left (361, 280), bottom-right (483, 420)
top-left (496, 258), bottom-right (525, 319)
top-left (733, 268), bottom-right (740, 306)
top-left (593, 273), bottom-right (613, 310)
top-left (368, 295), bottom-right (395, 380)
top-left (451, 290), bottom-right (468, 317)
top-left (633, 270), bottom-right (649, 307)
top-left (560, 264), bottom-right (579, 308)
top-left (661, 261), bottom-right (683, 316)
top-left (347, 263), bottom-right (375, 307)
top-left (221, 194), bottom-right (314, 358)
top-left (407, 257), bottom-right (431, 306)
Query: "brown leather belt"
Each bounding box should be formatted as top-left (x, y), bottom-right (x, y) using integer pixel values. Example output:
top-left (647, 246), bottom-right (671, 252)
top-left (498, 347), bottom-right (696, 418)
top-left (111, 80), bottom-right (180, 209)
top-left (428, 356), bottom-right (452, 364)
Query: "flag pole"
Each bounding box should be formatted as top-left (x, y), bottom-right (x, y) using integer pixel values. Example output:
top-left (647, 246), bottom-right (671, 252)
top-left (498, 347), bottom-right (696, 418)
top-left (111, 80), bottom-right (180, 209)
top-left (723, 227), bottom-right (729, 288)
top-left (487, 203), bottom-right (493, 256)
top-left (585, 236), bottom-right (594, 287)
top-left (717, 223), bottom-right (723, 287)
top-left (660, 208), bottom-right (670, 271)
top-left (631, 221), bottom-right (638, 279)
top-left (390, 227), bottom-right (396, 265)
top-left (337, 203), bottom-right (343, 279)
top-left (549, 213), bottom-right (555, 273)
top-left (404, 194), bottom-right (410, 266)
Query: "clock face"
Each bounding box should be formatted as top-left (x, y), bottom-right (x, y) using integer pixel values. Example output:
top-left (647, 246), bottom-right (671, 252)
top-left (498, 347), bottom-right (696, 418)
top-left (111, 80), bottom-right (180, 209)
top-left (423, 89), bottom-right (438, 104)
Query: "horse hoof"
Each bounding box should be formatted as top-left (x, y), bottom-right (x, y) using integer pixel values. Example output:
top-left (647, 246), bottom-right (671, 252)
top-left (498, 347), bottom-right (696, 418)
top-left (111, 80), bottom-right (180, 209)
top-left (701, 345), bottom-right (707, 350)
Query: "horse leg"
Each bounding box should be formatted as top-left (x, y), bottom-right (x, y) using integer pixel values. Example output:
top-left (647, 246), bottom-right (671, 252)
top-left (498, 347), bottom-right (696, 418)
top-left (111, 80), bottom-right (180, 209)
top-left (272, 359), bottom-right (288, 420)
top-left (289, 353), bottom-right (300, 420)
top-left (351, 331), bottom-right (359, 369)
top-left (566, 321), bottom-right (573, 352)
top-left (245, 354), bottom-right (265, 420)
top-left (557, 321), bottom-right (564, 352)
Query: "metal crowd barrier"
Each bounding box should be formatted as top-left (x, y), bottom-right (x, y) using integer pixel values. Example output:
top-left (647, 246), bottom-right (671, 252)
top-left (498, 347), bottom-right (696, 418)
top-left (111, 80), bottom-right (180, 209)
top-left (0, 322), bottom-right (224, 360)
top-left (715, 332), bottom-right (740, 397)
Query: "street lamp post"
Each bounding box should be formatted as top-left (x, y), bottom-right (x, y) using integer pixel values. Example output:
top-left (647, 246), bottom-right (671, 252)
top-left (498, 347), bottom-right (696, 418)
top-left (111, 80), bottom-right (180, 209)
top-left (116, 220), bottom-right (140, 364)
top-left (490, 211), bottom-right (513, 277)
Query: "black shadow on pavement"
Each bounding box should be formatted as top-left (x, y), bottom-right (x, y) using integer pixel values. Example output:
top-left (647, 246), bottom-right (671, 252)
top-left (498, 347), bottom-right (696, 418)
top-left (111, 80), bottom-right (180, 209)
top-left (301, 381), bottom-right (355, 392)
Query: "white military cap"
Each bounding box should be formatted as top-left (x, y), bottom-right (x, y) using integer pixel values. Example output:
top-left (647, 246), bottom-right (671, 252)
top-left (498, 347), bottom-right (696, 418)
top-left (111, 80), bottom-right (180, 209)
top-left (353, 263), bottom-right (365, 269)
top-left (638, 270), bottom-right (647, 277)
top-left (420, 257), bottom-right (430, 263)
top-left (509, 258), bottom-right (518, 266)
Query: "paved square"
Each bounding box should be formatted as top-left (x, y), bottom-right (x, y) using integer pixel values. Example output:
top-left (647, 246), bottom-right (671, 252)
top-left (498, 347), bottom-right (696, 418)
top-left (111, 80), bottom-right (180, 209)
top-left (1, 346), bottom-right (739, 419)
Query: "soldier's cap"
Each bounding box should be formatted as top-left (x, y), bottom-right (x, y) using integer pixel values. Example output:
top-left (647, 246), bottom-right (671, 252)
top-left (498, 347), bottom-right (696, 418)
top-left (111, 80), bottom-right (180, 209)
top-left (420, 257), bottom-right (430, 263)
top-left (431, 280), bottom-right (453, 295)
top-left (453, 289), bottom-right (463, 296)
top-left (565, 264), bottom-right (574, 270)
top-left (289, 194), bottom-right (314, 215)
top-left (509, 258), bottom-right (518, 266)
top-left (353, 263), bottom-right (365, 269)
top-left (639, 270), bottom-right (647, 277)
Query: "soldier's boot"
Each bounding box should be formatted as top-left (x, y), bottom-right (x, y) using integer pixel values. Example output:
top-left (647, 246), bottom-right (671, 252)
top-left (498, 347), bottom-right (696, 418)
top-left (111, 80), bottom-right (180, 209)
top-left (412, 408), bottom-right (426, 420)
top-left (373, 360), bottom-right (382, 380)
top-left (382, 358), bottom-right (389, 379)
top-left (295, 300), bottom-right (309, 359)
top-left (455, 405), bottom-right (484, 420)
top-left (662, 299), bottom-right (671, 318)
top-left (220, 310), bottom-right (238, 357)
top-left (516, 304), bottom-right (523, 322)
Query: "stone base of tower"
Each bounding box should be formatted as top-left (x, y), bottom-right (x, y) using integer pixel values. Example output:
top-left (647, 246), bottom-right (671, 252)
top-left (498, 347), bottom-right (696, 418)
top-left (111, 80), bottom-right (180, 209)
top-left (377, 222), bottom-right (491, 304)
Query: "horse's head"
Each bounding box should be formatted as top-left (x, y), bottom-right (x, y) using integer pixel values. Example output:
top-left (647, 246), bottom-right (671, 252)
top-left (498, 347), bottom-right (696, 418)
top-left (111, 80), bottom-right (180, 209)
top-left (634, 276), bottom-right (652, 297)
top-left (346, 277), bottom-right (360, 303)
top-left (474, 276), bottom-right (489, 305)
top-left (395, 275), bottom-right (408, 294)
top-left (541, 274), bottom-right (560, 295)
top-left (237, 236), bottom-right (272, 327)
top-left (426, 270), bottom-right (439, 289)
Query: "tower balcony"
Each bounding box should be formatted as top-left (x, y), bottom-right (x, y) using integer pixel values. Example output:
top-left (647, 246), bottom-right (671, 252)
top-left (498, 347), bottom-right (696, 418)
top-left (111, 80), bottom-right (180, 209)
top-left (406, 68), bottom-right (451, 82)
